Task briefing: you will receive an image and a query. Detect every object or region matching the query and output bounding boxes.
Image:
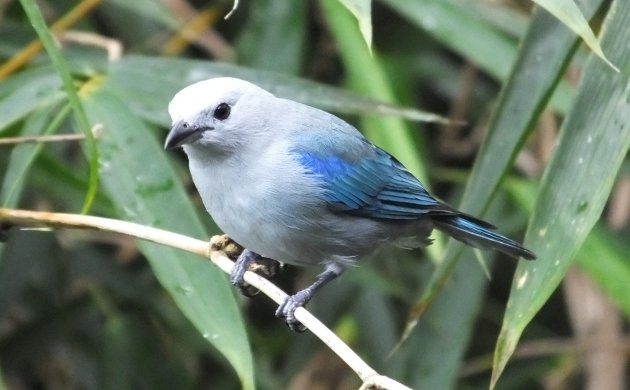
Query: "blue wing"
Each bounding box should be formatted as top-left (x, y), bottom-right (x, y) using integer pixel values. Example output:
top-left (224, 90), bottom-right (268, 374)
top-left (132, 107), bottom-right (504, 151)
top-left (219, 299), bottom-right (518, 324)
top-left (288, 126), bottom-right (536, 259)
top-left (295, 139), bottom-right (441, 220)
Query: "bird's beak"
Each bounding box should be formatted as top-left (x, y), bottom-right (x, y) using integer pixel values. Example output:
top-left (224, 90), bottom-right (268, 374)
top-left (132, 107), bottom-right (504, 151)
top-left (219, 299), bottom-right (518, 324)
top-left (164, 121), bottom-right (211, 149)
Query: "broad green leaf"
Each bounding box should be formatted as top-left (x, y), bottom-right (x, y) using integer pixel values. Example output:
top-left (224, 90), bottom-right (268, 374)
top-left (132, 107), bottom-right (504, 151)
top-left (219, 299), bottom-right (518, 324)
top-left (492, 0), bottom-right (630, 385)
top-left (459, 0), bottom-right (604, 219)
top-left (507, 179), bottom-right (630, 320)
top-left (82, 89), bottom-right (254, 390)
top-left (337, 0), bottom-right (373, 53)
top-left (104, 55), bottom-right (452, 127)
top-left (400, 0), bottom-right (605, 345)
top-left (532, 0), bottom-right (618, 71)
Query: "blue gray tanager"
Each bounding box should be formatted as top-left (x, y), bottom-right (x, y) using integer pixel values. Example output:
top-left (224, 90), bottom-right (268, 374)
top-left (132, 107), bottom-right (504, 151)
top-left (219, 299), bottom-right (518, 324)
top-left (164, 77), bottom-right (535, 331)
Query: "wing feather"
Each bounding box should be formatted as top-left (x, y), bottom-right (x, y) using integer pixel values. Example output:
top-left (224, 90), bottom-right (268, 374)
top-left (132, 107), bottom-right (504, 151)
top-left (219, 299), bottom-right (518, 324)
top-left (293, 139), bottom-right (441, 220)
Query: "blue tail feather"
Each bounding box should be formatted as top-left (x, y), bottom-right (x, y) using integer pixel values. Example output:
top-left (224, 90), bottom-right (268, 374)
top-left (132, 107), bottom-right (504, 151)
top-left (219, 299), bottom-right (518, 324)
top-left (433, 215), bottom-right (536, 260)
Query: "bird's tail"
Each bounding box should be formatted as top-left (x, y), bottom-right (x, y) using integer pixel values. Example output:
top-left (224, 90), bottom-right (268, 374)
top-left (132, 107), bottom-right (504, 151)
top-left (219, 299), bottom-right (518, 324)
top-left (432, 213), bottom-right (536, 260)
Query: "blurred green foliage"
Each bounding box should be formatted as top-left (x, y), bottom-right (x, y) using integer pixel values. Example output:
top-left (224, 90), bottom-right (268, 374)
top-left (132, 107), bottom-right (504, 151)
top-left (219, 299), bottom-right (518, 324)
top-left (0, 0), bottom-right (628, 389)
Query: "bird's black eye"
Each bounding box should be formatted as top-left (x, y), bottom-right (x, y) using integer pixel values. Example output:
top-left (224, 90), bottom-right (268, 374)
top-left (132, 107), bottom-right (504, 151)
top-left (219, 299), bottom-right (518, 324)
top-left (213, 103), bottom-right (231, 120)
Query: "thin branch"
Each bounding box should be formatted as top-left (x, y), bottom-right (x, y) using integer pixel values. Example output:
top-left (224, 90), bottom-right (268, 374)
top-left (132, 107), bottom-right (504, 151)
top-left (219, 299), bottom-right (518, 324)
top-left (58, 31), bottom-right (123, 61)
top-left (0, 208), bottom-right (411, 390)
top-left (0, 125), bottom-right (102, 145)
top-left (0, 134), bottom-right (85, 145)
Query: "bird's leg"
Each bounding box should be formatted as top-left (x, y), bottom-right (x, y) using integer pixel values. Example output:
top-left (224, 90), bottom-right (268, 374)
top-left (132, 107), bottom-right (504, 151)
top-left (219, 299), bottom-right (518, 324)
top-left (212, 235), bottom-right (281, 296)
top-left (276, 263), bottom-right (345, 332)
top-left (230, 249), bottom-right (263, 297)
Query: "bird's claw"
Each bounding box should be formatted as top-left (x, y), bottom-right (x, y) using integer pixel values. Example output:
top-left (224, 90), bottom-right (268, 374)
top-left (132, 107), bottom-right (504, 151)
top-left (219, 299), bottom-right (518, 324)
top-left (229, 249), bottom-right (282, 297)
top-left (275, 290), bottom-right (312, 332)
top-left (211, 236), bottom-right (259, 296)
top-left (230, 249), bottom-right (260, 297)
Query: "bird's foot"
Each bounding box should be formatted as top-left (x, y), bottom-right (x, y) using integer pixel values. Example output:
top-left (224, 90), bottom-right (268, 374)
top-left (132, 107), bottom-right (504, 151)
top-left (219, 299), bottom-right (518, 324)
top-left (227, 248), bottom-right (282, 297)
top-left (211, 235), bottom-right (257, 295)
top-left (275, 289), bottom-right (313, 332)
top-left (211, 235), bottom-right (282, 297)
top-left (275, 264), bottom-right (344, 332)
top-left (230, 249), bottom-right (262, 297)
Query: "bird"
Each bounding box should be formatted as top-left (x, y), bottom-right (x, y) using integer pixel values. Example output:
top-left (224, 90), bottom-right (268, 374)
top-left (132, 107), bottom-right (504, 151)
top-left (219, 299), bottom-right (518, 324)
top-left (164, 77), bottom-right (536, 331)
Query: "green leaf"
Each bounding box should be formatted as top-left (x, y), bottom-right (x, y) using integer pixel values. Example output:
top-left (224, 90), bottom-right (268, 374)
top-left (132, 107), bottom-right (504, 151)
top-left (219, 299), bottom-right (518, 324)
top-left (19, 0), bottom-right (99, 213)
top-left (532, 0), bottom-right (619, 72)
top-left (492, 0), bottom-right (630, 385)
top-left (460, 0), bottom-right (604, 220)
top-left (507, 178), bottom-right (630, 321)
top-left (399, 0), bottom-right (604, 347)
top-left (337, 0), bottom-right (373, 53)
top-left (82, 89), bottom-right (254, 390)
top-left (104, 55), bottom-right (452, 127)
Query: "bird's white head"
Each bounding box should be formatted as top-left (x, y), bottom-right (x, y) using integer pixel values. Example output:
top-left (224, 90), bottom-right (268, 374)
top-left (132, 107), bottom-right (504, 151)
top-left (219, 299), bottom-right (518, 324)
top-left (164, 77), bottom-right (274, 152)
